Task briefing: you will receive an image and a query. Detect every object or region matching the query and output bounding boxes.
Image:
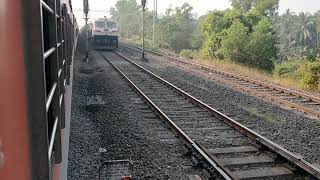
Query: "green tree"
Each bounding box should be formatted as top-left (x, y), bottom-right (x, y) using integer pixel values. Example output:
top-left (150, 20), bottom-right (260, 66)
top-left (246, 18), bottom-right (276, 71)
top-left (172, 3), bottom-right (195, 52)
top-left (201, 10), bottom-right (227, 57)
top-left (230, 0), bottom-right (279, 15)
top-left (317, 17), bottom-right (320, 33)
top-left (157, 15), bottom-right (178, 49)
top-left (243, 10), bottom-right (264, 32)
top-left (201, 11), bottom-right (226, 37)
top-left (255, 0), bottom-right (279, 16)
top-left (297, 12), bottom-right (314, 47)
top-left (157, 3), bottom-right (196, 52)
top-left (110, 0), bottom-right (140, 38)
top-left (201, 4), bottom-right (278, 71)
top-left (190, 15), bottom-right (206, 49)
top-left (219, 20), bottom-right (249, 63)
top-left (230, 0), bottom-right (254, 11)
top-left (317, 17), bottom-right (320, 48)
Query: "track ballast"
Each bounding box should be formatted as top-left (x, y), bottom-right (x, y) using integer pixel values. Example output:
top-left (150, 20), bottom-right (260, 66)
top-left (120, 43), bottom-right (320, 119)
top-left (100, 51), bottom-right (320, 180)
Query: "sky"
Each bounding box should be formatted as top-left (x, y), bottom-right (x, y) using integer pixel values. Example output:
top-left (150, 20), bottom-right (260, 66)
top-left (72, 0), bottom-right (320, 27)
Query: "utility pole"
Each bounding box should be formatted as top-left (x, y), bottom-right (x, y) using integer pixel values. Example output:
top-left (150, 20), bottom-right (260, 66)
top-left (152, 0), bottom-right (157, 48)
top-left (83, 0), bottom-right (89, 62)
top-left (141, 0), bottom-right (146, 61)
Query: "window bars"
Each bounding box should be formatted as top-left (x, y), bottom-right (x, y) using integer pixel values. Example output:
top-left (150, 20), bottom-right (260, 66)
top-left (41, 0), bottom-right (77, 168)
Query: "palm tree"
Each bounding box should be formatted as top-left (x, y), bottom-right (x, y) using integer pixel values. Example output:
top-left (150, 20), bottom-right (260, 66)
top-left (283, 10), bottom-right (297, 48)
top-left (316, 17), bottom-right (320, 48)
top-left (297, 12), bottom-right (314, 48)
top-left (277, 9), bottom-right (299, 49)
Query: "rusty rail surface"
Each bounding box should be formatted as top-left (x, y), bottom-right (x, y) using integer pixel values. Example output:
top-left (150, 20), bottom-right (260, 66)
top-left (99, 51), bottom-right (320, 180)
top-left (119, 42), bottom-right (320, 118)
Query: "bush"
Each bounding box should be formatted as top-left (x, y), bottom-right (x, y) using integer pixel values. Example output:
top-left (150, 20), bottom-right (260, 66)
top-left (218, 18), bottom-right (276, 72)
top-left (274, 60), bottom-right (301, 79)
top-left (180, 49), bottom-right (197, 59)
top-left (305, 49), bottom-right (317, 61)
top-left (298, 61), bottom-right (320, 92)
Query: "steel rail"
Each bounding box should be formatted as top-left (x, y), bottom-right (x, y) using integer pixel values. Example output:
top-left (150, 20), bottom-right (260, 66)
top-left (120, 42), bottom-right (320, 117)
top-left (158, 61), bottom-right (320, 118)
top-left (113, 50), bottom-right (320, 179)
top-left (99, 51), bottom-right (232, 180)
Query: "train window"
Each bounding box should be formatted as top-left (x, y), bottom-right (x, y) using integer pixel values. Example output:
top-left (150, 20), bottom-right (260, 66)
top-left (107, 21), bottom-right (116, 28)
top-left (42, 10), bottom-right (50, 53)
top-left (95, 21), bottom-right (105, 28)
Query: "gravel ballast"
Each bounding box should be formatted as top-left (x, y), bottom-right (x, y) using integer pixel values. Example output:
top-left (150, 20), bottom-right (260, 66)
top-left (120, 49), bottom-right (320, 167)
top-left (67, 51), bottom-right (204, 179)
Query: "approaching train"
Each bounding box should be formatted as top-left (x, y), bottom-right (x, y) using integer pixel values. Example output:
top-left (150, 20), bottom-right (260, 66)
top-left (0, 0), bottom-right (78, 180)
top-left (92, 17), bottom-right (119, 50)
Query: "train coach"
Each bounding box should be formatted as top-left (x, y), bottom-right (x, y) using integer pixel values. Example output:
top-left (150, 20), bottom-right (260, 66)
top-left (0, 0), bottom-right (78, 180)
top-left (92, 17), bottom-right (119, 50)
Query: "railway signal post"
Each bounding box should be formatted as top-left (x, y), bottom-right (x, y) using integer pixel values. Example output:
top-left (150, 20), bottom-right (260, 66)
top-left (84, 0), bottom-right (89, 62)
top-left (141, 0), bottom-right (147, 62)
top-left (153, 0), bottom-right (157, 48)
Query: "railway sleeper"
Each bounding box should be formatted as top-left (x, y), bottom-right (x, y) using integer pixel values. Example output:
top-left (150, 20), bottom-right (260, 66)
top-left (206, 146), bottom-right (259, 155)
top-left (151, 98), bottom-right (186, 102)
top-left (183, 126), bottom-right (232, 132)
top-left (102, 50), bottom-right (320, 179)
top-left (205, 146), bottom-right (296, 179)
top-left (299, 99), bottom-right (313, 103)
top-left (271, 94), bottom-right (299, 99)
top-left (303, 102), bottom-right (320, 106)
top-left (165, 110), bottom-right (208, 114)
top-left (267, 91), bottom-right (289, 96)
top-left (186, 144), bottom-right (233, 180)
top-left (250, 87), bottom-right (271, 91)
top-left (231, 166), bottom-right (294, 179)
top-left (169, 114), bottom-right (213, 119)
top-left (219, 155), bottom-right (276, 167)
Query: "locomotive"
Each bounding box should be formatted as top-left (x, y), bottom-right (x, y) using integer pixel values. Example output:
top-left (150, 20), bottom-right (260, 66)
top-left (92, 17), bottom-right (119, 50)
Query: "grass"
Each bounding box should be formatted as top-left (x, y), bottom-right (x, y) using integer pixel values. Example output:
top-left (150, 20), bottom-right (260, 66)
top-left (167, 49), bottom-right (312, 94)
top-left (245, 106), bottom-right (285, 125)
top-left (196, 57), bottom-right (300, 91)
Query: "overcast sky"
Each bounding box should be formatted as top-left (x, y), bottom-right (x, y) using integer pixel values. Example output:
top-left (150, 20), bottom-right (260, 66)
top-left (73, 0), bottom-right (320, 26)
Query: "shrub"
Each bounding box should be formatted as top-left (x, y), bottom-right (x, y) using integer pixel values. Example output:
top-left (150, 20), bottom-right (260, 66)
top-left (298, 61), bottom-right (320, 92)
top-left (274, 60), bottom-right (301, 79)
top-left (180, 49), bottom-right (197, 59)
top-left (305, 49), bottom-right (317, 61)
top-left (218, 18), bottom-right (276, 72)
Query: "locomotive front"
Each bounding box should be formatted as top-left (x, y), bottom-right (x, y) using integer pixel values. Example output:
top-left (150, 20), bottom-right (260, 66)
top-left (92, 18), bottom-right (119, 50)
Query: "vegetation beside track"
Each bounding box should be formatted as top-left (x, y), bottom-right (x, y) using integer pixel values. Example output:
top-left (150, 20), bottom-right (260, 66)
top-left (109, 0), bottom-right (320, 92)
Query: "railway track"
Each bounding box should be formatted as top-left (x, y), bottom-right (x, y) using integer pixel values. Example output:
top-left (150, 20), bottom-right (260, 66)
top-left (99, 51), bottom-right (320, 180)
top-left (119, 43), bottom-right (320, 118)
